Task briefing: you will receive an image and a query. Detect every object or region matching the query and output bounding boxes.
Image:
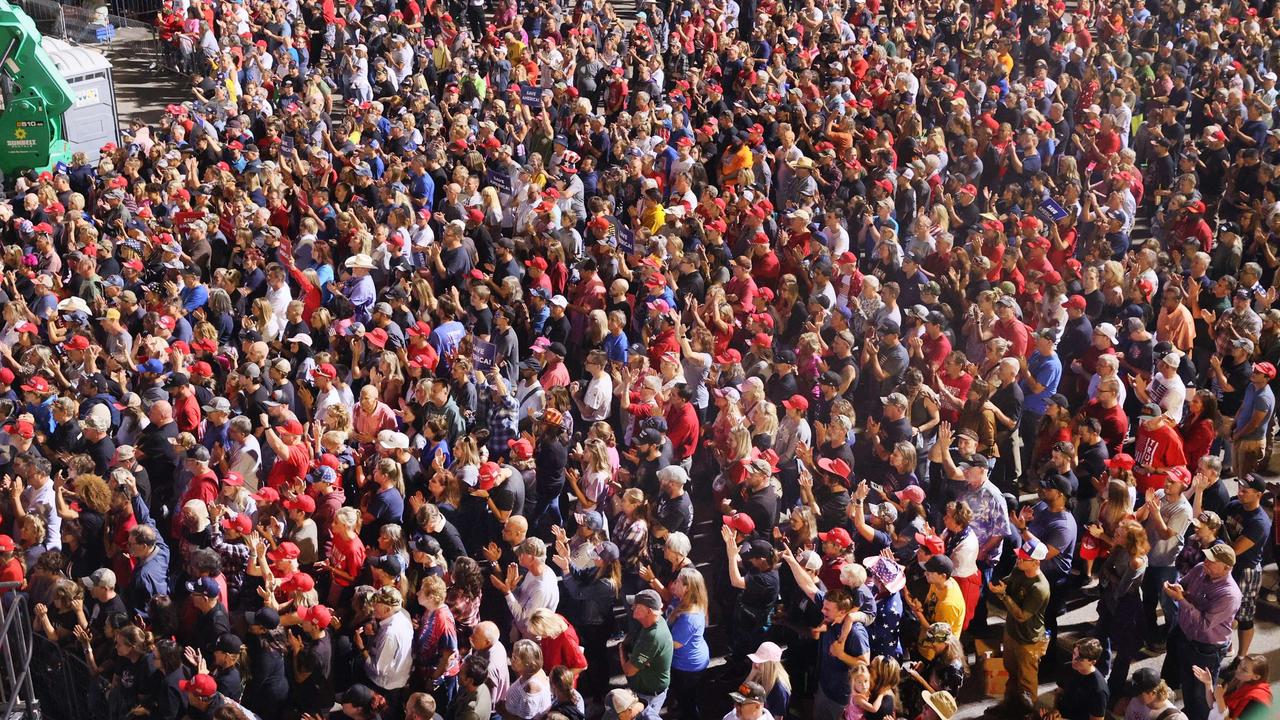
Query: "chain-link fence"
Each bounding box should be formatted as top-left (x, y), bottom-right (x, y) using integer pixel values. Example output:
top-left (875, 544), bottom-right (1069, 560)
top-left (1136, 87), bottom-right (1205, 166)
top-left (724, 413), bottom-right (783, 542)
top-left (15, 0), bottom-right (184, 77)
top-left (15, 0), bottom-right (158, 44)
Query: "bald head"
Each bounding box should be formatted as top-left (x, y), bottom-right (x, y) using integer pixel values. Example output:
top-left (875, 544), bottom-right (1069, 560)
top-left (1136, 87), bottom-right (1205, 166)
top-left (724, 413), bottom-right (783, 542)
top-left (149, 400), bottom-right (173, 425)
top-left (472, 621), bottom-right (500, 649)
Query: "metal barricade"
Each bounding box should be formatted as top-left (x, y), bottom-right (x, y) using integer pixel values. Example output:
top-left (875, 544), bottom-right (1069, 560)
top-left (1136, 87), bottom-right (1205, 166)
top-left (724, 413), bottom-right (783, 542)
top-left (0, 585), bottom-right (38, 720)
top-left (30, 634), bottom-right (106, 720)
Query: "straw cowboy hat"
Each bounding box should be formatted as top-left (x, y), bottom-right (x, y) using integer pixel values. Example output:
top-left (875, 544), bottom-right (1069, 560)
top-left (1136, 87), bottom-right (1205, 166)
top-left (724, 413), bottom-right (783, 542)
top-left (344, 253), bottom-right (376, 270)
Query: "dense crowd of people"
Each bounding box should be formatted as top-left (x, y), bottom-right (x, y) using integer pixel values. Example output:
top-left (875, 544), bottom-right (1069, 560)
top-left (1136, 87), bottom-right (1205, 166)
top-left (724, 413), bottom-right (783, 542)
top-left (1, 0), bottom-right (1279, 717)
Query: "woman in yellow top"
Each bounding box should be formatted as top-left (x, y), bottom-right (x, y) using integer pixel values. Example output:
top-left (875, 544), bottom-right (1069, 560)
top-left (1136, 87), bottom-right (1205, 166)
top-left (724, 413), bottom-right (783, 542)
top-left (638, 178), bottom-right (666, 233)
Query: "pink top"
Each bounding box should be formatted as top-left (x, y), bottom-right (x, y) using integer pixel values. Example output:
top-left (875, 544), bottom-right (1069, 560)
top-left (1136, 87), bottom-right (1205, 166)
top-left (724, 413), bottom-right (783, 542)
top-left (353, 402), bottom-right (398, 438)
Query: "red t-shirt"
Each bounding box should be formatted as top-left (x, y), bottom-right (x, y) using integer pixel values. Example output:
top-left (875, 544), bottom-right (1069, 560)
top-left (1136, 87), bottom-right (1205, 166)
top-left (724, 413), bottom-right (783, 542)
top-left (1133, 424), bottom-right (1187, 493)
top-left (939, 371), bottom-right (973, 425)
top-left (174, 394), bottom-right (201, 434)
top-left (0, 557), bottom-right (24, 592)
top-left (1080, 400), bottom-right (1129, 457)
top-left (920, 332), bottom-right (953, 375)
top-left (664, 401), bottom-right (701, 461)
top-left (328, 534), bottom-right (366, 587)
top-left (994, 318), bottom-right (1030, 358)
top-left (540, 619), bottom-right (587, 674)
top-left (266, 441), bottom-right (313, 489)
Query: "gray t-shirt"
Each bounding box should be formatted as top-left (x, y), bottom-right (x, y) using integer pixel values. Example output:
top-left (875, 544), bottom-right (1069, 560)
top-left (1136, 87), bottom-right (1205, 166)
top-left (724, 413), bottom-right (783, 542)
top-left (682, 355), bottom-right (711, 409)
top-left (1144, 493), bottom-right (1192, 567)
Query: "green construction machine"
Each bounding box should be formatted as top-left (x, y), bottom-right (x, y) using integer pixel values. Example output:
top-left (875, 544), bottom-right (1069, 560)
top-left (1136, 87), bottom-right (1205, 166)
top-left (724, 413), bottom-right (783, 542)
top-left (0, 0), bottom-right (75, 178)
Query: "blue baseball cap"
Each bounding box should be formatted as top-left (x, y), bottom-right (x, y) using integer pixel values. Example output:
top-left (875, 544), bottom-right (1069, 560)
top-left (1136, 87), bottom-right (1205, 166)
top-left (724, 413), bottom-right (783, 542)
top-left (185, 576), bottom-right (220, 597)
top-left (135, 359), bottom-right (165, 374)
top-left (308, 466), bottom-right (337, 484)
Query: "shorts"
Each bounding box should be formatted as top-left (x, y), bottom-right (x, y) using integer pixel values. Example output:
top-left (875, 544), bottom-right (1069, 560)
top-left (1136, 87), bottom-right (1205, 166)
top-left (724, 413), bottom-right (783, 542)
top-left (1235, 566), bottom-right (1263, 624)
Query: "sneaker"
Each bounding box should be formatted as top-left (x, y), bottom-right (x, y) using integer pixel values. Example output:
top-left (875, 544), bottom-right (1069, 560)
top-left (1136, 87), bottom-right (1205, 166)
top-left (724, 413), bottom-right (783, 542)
top-left (1140, 642), bottom-right (1166, 658)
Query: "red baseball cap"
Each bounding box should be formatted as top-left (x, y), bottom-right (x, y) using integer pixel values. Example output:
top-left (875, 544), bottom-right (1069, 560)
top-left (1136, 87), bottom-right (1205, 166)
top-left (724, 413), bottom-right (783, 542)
top-left (268, 542), bottom-right (300, 563)
top-left (20, 376), bottom-right (49, 393)
top-left (62, 335), bottom-right (90, 351)
top-left (220, 514), bottom-right (253, 535)
top-left (221, 471), bottom-right (245, 487)
top-left (179, 674), bottom-right (218, 699)
top-left (915, 533), bottom-right (946, 555)
top-left (0, 535), bottom-right (15, 553)
top-left (251, 487), bottom-right (280, 504)
top-left (782, 394), bottom-right (809, 412)
top-left (314, 363), bottom-right (338, 379)
top-left (282, 572), bottom-right (315, 592)
top-left (283, 494), bottom-right (316, 513)
top-left (507, 438), bottom-right (534, 460)
top-left (1254, 362), bottom-right (1277, 379)
top-left (276, 419), bottom-right (304, 436)
top-left (477, 461), bottom-right (504, 490)
top-left (723, 513), bottom-right (756, 535)
top-left (818, 527), bottom-right (853, 549)
top-left (6, 420), bottom-right (34, 440)
top-left (896, 485), bottom-right (927, 505)
top-left (296, 604), bottom-right (332, 628)
top-left (1062, 295), bottom-right (1087, 310)
top-left (1105, 453), bottom-right (1135, 471)
top-left (1166, 465), bottom-right (1193, 488)
top-left (715, 348), bottom-right (742, 365)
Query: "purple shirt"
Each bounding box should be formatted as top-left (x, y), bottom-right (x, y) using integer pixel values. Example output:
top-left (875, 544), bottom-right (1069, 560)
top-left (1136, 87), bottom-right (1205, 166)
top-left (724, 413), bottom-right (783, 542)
top-left (1176, 563), bottom-right (1242, 645)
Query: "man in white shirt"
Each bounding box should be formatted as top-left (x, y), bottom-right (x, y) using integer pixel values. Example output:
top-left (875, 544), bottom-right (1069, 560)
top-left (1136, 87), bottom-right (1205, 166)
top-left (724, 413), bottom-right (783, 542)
top-left (1136, 351), bottom-right (1186, 424)
top-left (13, 454), bottom-right (60, 550)
top-left (515, 358), bottom-right (546, 423)
top-left (311, 363), bottom-right (343, 425)
top-left (495, 538), bottom-right (559, 642)
top-left (219, 416), bottom-right (260, 488)
top-left (358, 587), bottom-right (414, 699)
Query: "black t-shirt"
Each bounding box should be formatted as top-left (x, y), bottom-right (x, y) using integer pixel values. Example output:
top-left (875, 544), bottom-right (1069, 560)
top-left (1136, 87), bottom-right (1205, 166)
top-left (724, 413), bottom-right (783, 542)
top-left (740, 486), bottom-right (780, 534)
top-left (633, 442), bottom-right (674, 498)
top-left (737, 567), bottom-right (780, 624)
top-left (1076, 440), bottom-right (1109, 500)
top-left (214, 666), bottom-right (243, 702)
top-left (293, 633), bottom-right (334, 712)
top-left (1197, 478), bottom-right (1231, 519)
top-left (193, 605), bottom-right (232, 655)
top-left (431, 521), bottom-right (468, 563)
top-left (88, 593), bottom-right (127, 635)
top-left (1224, 499), bottom-right (1272, 569)
top-left (814, 484), bottom-right (851, 532)
top-left (654, 492), bottom-right (693, 535)
top-left (1057, 667), bottom-right (1109, 720)
top-left (992, 382), bottom-right (1024, 434)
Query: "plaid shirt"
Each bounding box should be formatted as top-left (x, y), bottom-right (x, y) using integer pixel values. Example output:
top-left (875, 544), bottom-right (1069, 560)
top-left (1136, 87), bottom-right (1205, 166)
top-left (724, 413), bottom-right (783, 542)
top-left (484, 387), bottom-right (520, 459)
top-left (612, 514), bottom-right (650, 571)
top-left (209, 527), bottom-right (252, 605)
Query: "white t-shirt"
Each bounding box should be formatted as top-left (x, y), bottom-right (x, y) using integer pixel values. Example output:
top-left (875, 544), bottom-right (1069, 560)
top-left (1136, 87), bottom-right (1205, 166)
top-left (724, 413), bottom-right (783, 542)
top-left (1150, 371), bottom-right (1186, 424)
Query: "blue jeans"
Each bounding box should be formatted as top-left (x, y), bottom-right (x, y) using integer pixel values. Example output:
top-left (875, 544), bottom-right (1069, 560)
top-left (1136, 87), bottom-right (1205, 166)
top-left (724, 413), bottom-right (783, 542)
top-left (1142, 566), bottom-right (1180, 646)
top-left (636, 687), bottom-right (668, 720)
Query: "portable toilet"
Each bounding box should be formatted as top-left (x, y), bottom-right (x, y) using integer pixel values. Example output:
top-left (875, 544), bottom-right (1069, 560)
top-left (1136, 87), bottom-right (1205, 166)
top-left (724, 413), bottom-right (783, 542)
top-left (39, 36), bottom-right (119, 164)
